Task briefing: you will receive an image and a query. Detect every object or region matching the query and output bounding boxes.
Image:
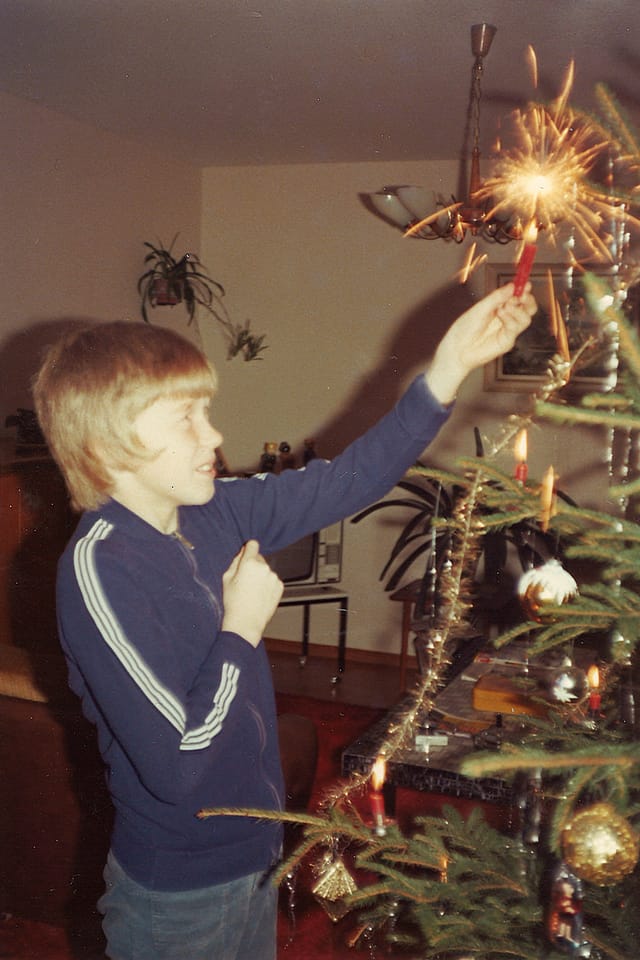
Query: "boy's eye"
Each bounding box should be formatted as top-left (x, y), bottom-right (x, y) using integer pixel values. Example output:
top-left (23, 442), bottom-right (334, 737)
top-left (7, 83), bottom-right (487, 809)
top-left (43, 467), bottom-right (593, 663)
top-left (176, 398), bottom-right (210, 424)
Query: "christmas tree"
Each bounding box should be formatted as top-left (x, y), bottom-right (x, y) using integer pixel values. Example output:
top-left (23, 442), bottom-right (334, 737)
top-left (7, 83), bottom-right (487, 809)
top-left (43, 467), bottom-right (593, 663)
top-left (201, 82), bottom-right (640, 959)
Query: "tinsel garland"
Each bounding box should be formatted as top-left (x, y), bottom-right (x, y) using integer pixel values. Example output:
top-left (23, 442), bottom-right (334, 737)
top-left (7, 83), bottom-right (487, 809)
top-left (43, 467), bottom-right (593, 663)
top-left (305, 348), bottom-right (581, 817)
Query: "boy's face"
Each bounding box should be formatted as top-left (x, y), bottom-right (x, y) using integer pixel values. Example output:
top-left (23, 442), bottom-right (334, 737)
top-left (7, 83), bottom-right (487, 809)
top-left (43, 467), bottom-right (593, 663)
top-left (109, 393), bottom-right (223, 533)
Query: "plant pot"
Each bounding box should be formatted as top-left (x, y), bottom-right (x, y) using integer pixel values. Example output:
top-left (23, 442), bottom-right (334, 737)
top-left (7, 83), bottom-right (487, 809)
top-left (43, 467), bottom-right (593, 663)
top-left (150, 277), bottom-right (181, 307)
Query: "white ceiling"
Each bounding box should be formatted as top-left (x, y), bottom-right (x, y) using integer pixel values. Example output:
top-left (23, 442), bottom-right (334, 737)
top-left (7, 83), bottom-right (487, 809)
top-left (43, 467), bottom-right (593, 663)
top-left (1, 1), bottom-right (640, 168)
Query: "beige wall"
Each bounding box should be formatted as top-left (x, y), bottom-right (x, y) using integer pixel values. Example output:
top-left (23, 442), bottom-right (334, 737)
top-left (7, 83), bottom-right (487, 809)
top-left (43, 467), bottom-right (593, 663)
top-left (0, 92), bottom-right (610, 659)
top-left (0, 90), bottom-right (202, 420)
top-left (201, 162), bottom-right (610, 656)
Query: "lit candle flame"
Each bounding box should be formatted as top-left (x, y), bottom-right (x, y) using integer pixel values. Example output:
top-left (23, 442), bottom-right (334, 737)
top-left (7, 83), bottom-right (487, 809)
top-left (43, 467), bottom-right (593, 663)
top-left (515, 428), bottom-right (528, 463)
top-left (369, 756), bottom-right (388, 835)
top-left (371, 756), bottom-right (386, 791)
top-left (514, 428), bottom-right (528, 482)
top-left (587, 663), bottom-right (602, 717)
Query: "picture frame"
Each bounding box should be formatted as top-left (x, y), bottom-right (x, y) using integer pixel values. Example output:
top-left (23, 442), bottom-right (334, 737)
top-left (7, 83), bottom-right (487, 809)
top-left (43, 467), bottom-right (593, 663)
top-left (484, 262), bottom-right (617, 393)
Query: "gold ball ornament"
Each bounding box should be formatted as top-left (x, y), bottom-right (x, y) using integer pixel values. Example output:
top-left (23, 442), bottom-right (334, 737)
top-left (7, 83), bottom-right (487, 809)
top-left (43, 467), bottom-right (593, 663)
top-left (518, 559), bottom-right (578, 622)
top-left (562, 803), bottom-right (639, 885)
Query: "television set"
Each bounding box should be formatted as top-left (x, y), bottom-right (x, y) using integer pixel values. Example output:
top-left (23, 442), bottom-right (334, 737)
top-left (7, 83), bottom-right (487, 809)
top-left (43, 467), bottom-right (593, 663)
top-left (266, 521), bottom-right (343, 586)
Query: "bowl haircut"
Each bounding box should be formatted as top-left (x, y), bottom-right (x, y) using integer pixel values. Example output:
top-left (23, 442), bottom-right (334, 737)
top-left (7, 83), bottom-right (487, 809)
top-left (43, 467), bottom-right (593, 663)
top-left (33, 321), bottom-right (217, 512)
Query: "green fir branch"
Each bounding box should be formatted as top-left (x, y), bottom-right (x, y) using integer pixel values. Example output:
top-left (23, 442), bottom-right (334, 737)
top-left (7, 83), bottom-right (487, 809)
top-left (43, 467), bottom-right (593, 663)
top-left (462, 743), bottom-right (640, 779)
top-left (535, 400), bottom-right (640, 432)
top-left (527, 623), bottom-right (607, 655)
top-left (493, 621), bottom-right (539, 647)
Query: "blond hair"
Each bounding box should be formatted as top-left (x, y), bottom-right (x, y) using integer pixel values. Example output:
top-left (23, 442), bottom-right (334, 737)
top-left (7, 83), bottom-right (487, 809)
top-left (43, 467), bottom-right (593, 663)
top-left (33, 321), bottom-right (217, 511)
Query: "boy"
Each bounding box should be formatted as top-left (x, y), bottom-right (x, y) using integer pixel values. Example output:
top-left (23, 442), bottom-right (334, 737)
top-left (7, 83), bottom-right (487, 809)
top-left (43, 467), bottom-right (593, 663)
top-left (33, 282), bottom-right (534, 960)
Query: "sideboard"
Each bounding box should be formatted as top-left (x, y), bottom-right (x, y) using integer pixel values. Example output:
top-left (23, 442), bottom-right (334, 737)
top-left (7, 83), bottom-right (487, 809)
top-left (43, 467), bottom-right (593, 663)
top-left (0, 439), bottom-right (75, 652)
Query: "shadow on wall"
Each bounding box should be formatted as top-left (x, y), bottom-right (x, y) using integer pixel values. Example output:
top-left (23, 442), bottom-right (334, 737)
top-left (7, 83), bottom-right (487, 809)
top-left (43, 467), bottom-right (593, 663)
top-left (2, 316), bottom-right (104, 422)
top-left (1, 317), bottom-right (98, 663)
top-left (309, 281), bottom-right (474, 459)
top-left (3, 284), bottom-right (471, 467)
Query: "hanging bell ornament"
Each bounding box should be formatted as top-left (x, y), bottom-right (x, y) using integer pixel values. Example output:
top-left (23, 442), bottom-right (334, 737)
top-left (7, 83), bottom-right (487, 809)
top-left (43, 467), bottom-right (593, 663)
top-left (312, 850), bottom-right (358, 921)
top-left (518, 559), bottom-right (578, 623)
top-left (562, 803), bottom-right (639, 885)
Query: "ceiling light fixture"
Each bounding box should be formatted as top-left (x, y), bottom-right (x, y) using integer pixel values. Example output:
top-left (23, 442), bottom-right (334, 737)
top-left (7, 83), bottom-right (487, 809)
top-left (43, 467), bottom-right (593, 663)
top-left (367, 24), bottom-right (521, 244)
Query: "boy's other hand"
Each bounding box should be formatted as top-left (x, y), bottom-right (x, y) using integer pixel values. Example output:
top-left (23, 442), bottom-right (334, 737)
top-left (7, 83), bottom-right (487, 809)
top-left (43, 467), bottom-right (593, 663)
top-left (222, 540), bottom-right (284, 648)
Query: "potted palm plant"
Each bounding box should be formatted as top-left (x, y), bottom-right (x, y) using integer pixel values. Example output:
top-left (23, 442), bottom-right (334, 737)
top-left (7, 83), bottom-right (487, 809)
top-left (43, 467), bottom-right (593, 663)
top-left (351, 464), bottom-right (571, 632)
top-left (137, 236), bottom-right (268, 361)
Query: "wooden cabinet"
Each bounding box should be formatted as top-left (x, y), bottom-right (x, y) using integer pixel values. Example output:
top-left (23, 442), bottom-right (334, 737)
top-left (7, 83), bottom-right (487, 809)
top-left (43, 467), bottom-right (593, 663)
top-left (0, 440), bottom-right (75, 650)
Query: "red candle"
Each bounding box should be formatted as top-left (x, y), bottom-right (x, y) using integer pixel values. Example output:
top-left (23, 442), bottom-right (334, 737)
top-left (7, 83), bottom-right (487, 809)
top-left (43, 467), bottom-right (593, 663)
top-left (588, 665), bottom-right (601, 714)
top-left (515, 463), bottom-right (528, 483)
top-left (514, 429), bottom-right (528, 484)
top-left (513, 221), bottom-right (538, 297)
top-left (370, 756), bottom-right (387, 835)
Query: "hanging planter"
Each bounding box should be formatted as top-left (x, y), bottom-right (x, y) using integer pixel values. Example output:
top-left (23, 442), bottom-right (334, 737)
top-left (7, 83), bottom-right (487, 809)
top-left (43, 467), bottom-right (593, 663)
top-left (149, 276), bottom-right (181, 307)
top-left (137, 236), bottom-right (224, 324)
top-left (137, 235), bottom-right (268, 360)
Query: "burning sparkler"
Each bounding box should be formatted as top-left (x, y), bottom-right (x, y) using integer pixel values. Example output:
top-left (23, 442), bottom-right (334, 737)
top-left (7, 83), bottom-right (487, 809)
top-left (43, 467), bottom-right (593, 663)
top-left (407, 51), bottom-right (638, 274)
top-left (475, 55), bottom-right (635, 264)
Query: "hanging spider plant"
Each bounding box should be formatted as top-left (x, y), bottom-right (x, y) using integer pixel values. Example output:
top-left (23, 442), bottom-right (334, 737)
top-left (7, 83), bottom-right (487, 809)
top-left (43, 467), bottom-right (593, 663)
top-left (138, 235), bottom-right (224, 324)
top-left (137, 235), bottom-right (268, 361)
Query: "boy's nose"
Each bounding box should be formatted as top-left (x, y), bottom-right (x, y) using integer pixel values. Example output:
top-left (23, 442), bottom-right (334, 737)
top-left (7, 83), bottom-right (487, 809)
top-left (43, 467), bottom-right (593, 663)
top-left (205, 422), bottom-right (224, 449)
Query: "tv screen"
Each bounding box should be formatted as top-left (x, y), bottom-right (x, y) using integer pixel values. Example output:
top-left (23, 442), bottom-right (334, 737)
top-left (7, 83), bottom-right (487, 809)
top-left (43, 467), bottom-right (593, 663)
top-left (267, 533), bottom-right (317, 584)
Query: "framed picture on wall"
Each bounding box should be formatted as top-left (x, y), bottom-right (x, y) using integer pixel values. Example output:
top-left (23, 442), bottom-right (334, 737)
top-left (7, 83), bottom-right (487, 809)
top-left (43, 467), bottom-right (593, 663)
top-left (483, 262), bottom-right (617, 393)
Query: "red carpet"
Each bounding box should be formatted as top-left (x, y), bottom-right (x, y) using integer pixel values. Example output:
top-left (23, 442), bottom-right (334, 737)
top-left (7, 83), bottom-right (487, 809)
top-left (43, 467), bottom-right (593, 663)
top-left (276, 691), bottom-right (384, 808)
top-left (276, 693), bottom-right (387, 958)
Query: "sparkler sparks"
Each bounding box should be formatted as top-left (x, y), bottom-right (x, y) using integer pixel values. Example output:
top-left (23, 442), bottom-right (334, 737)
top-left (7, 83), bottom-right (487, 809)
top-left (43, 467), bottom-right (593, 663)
top-left (475, 59), bottom-right (637, 262)
top-left (407, 54), bottom-right (639, 275)
top-left (454, 241), bottom-right (487, 283)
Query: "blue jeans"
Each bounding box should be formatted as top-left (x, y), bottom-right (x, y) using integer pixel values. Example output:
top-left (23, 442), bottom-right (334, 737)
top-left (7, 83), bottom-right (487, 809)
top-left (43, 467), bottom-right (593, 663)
top-left (98, 851), bottom-right (278, 960)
